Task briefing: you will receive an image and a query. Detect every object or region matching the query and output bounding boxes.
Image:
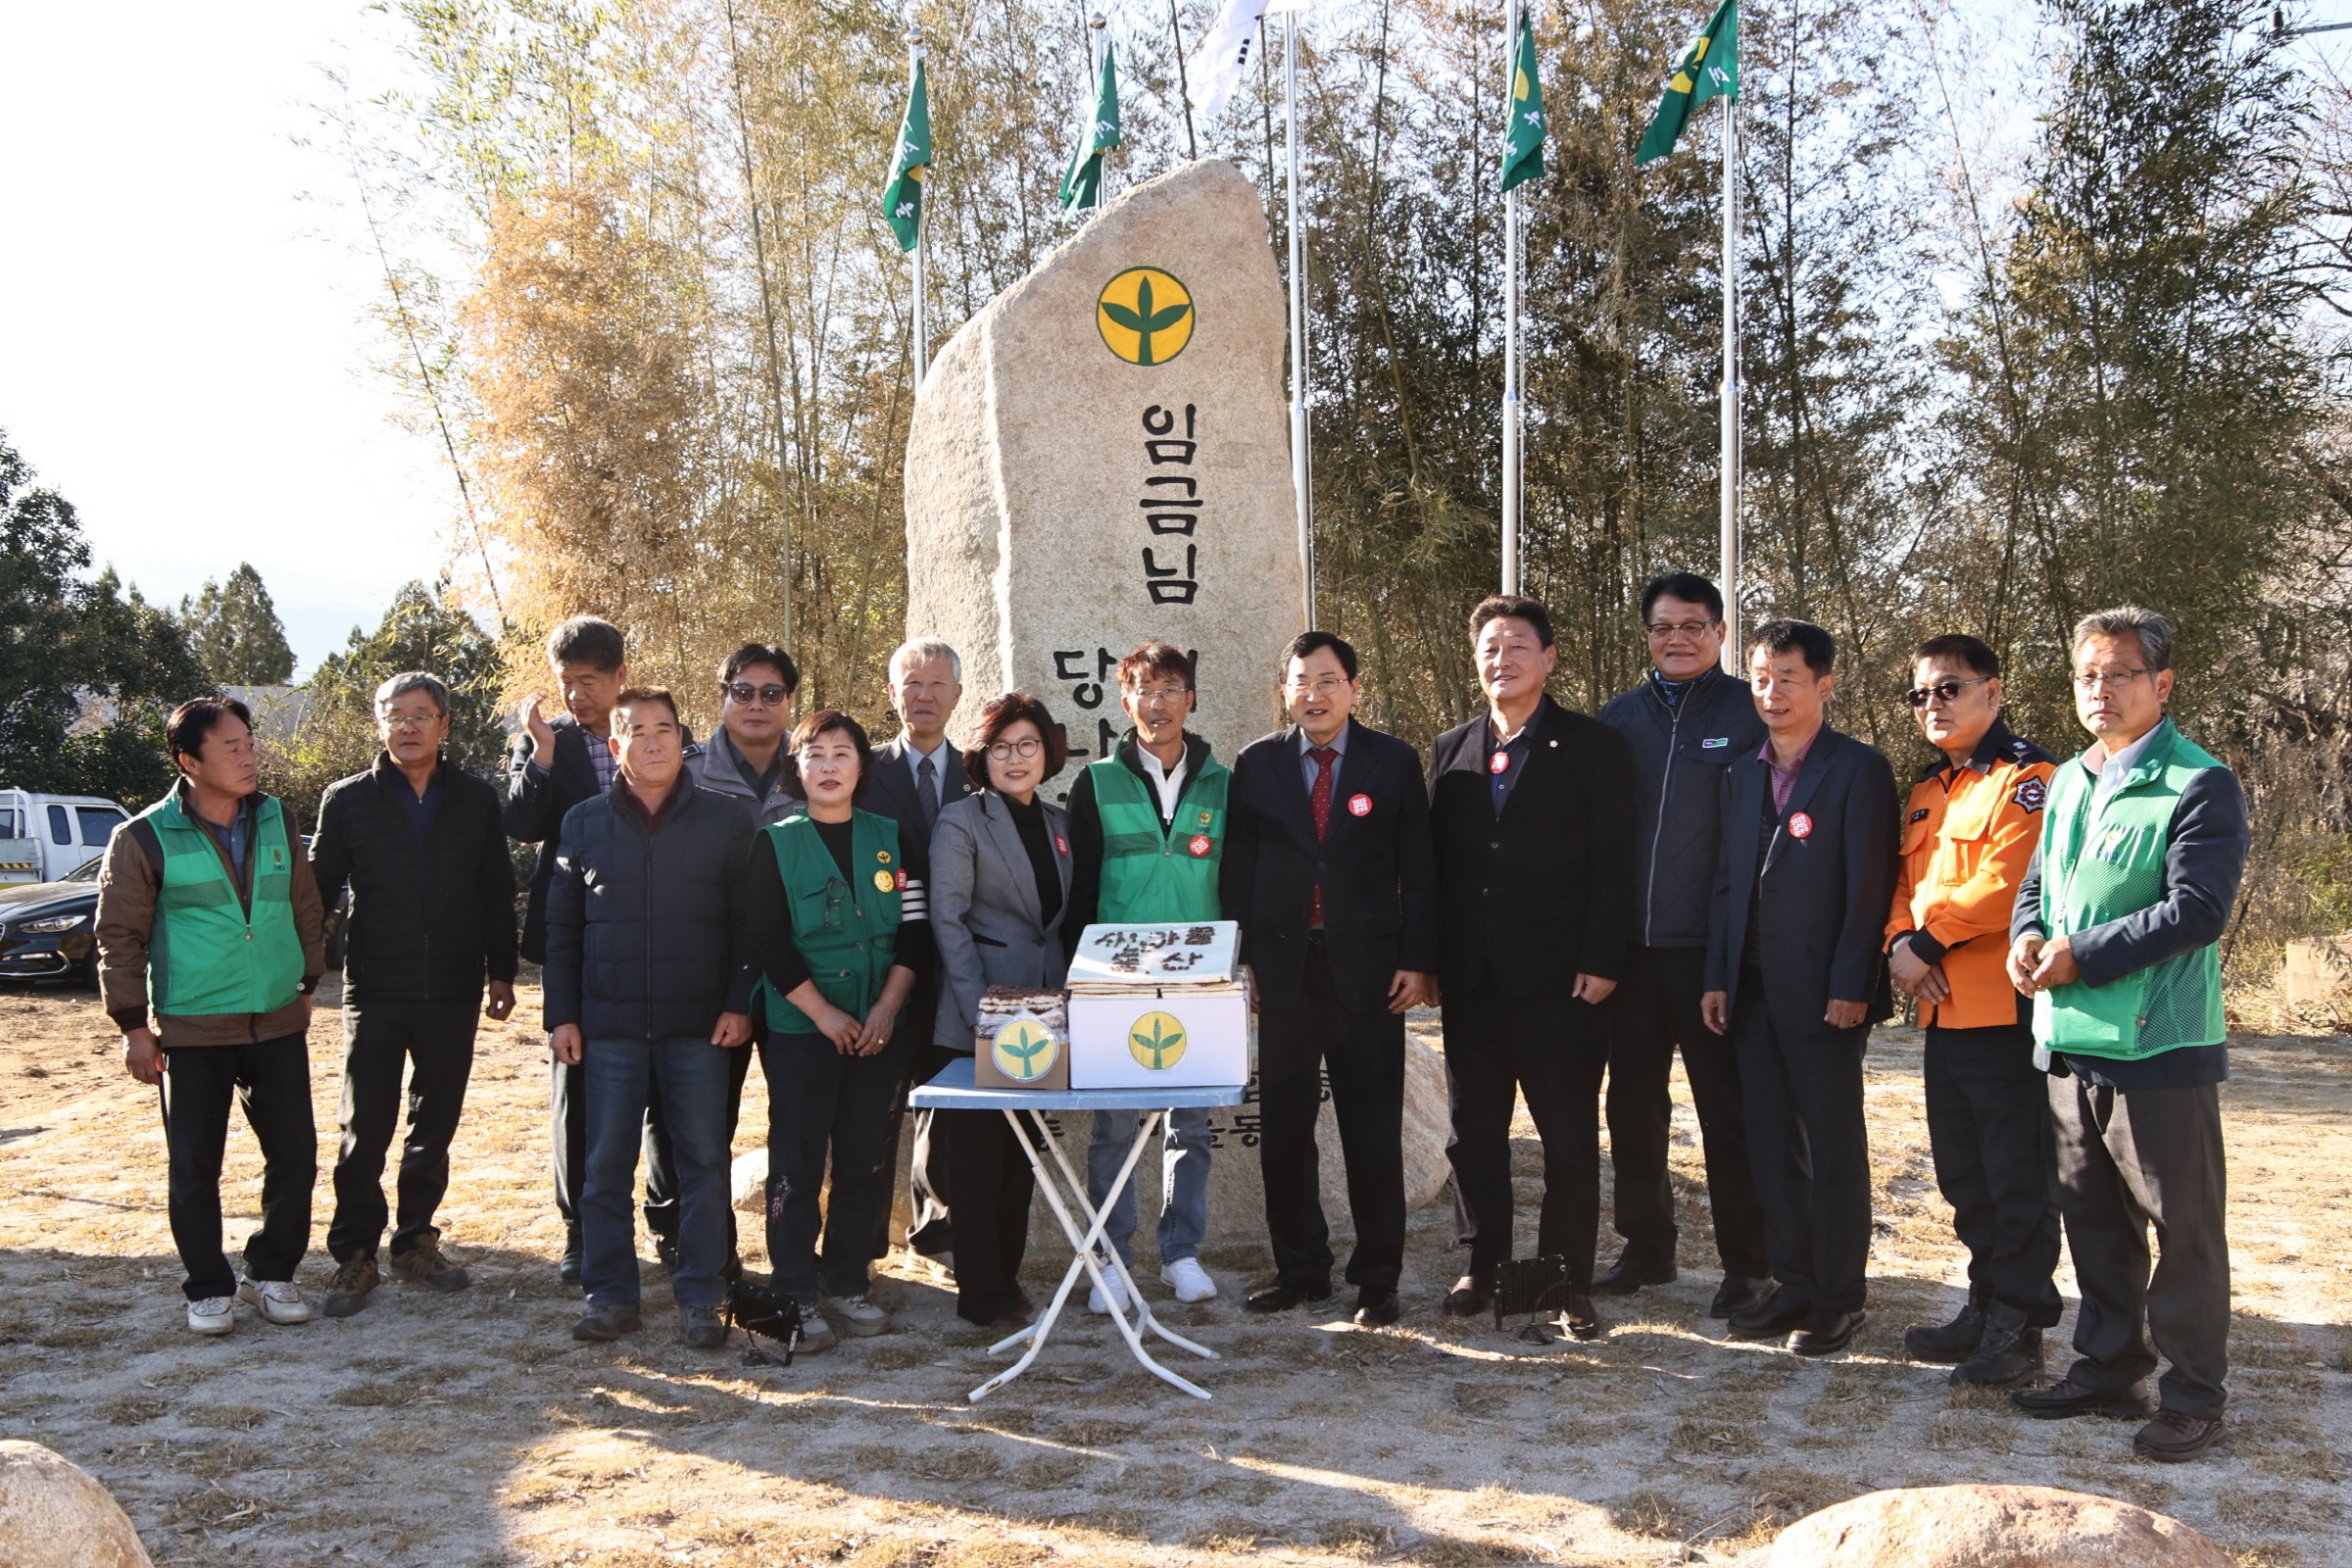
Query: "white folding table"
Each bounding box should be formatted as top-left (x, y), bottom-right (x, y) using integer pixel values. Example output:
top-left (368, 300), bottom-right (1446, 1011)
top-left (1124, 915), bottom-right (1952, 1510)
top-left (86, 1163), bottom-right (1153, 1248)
top-left (909, 1057), bottom-right (1246, 1402)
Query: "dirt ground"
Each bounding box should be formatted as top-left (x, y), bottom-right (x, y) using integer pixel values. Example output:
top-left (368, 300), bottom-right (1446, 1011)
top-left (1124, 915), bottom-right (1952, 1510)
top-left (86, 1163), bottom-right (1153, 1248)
top-left (0, 974), bottom-right (2343, 1568)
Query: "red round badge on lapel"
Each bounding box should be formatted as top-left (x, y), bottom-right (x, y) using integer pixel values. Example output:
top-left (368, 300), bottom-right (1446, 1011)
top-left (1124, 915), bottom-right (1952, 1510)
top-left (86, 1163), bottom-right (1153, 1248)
top-left (1054, 833), bottom-right (1069, 857)
top-left (1488, 751), bottom-right (1510, 775)
top-left (1188, 834), bottom-right (1212, 858)
top-left (894, 869), bottom-right (908, 890)
top-left (1788, 812), bottom-right (1814, 840)
top-left (1348, 793), bottom-right (1372, 817)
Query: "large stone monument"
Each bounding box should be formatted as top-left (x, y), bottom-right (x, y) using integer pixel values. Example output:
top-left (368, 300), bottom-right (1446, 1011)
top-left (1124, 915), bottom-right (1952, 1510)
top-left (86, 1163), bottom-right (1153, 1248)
top-left (905, 158), bottom-right (1304, 777)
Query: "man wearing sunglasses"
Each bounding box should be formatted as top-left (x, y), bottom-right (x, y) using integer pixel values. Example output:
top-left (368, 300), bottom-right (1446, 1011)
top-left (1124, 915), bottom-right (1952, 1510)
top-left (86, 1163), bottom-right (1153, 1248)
top-left (2005, 608), bottom-right (2249, 1464)
top-left (668, 641), bottom-right (804, 1277)
top-left (1593, 572), bottom-right (1772, 1318)
top-left (1885, 635), bottom-right (2061, 1389)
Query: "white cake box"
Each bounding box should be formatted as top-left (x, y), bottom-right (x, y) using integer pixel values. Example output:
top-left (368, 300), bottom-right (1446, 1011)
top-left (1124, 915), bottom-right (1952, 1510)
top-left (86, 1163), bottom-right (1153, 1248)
top-left (1066, 981), bottom-right (1252, 1090)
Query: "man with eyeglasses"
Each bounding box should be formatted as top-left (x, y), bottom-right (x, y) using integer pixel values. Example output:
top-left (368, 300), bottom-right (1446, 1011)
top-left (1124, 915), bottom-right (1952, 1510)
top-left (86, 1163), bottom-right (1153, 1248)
top-left (863, 638), bottom-right (973, 1273)
top-left (1883, 635), bottom-right (2062, 1388)
top-left (1065, 638), bottom-right (1233, 1309)
top-left (1222, 631), bottom-right (1436, 1328)
top-left (1593, 572), bottom-right (1772, 1318)
top-left (669, 641), bottom-right (803, 1278)
top-left (309, 673), bottom-right (518, 1318)
top-left (2004, 608), bottom-right (2249, 1463)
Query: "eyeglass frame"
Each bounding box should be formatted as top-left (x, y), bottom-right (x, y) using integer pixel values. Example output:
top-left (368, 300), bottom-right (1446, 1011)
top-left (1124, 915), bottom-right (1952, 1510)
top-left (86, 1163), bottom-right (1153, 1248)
top-left (1122, 683), bottom-right (1193, 705)
top-left (2072, 667), bottom-right (2153, 691)
top-left (1643, 619), bottom-right (1719, 640)
top-left (721, 681), bottom-right (792, 706)
top-left (1903, 675), bottom-right (1993, 709)
top-left (984, 736), bottom-right (1044, 761)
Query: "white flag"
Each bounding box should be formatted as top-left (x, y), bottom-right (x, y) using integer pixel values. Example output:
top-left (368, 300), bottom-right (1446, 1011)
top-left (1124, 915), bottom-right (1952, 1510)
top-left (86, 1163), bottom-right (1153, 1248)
top-left (1187, 0), bottom-right (1314, 123)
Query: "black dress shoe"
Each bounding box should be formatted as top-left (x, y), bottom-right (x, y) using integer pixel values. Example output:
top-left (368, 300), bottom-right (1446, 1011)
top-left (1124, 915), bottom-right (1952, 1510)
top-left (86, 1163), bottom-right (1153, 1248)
top-left (1950, 1304), bottom-right (2042, 1389)
top-left (1725, 1288), bottom-right (1810, 1342)
top-left (1709, 1274), bottom-right (1773, 1320)
top-left (1789, 1307), bottom-right (1866, 1358)
top-left (1443, 1277), bottom-right (1492, 1317)
top-left (1559, 1292), bottom-right (1602, 1342)
top-left (1903, 1286), bottom-right (1988, 1363)
top-left (1351, 1289), bottom-right (1400, 1328)
top-left (2133, 1408), bottom-right (2224, 1463)
top-left (1246, 1279), bottom-right (1334, 1313)
top-left (2011, 1374), bottom-right (2153, 1421)
top-left (1592, 1252), bottom-right (1678, 1297)
top-left (559, 1227), bottom-right (583, 1286)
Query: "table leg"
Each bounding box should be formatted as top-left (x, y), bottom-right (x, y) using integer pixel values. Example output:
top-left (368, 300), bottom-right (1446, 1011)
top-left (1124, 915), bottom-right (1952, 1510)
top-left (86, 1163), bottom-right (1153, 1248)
top-left (965, 1106), bottom-right (1216, 1402)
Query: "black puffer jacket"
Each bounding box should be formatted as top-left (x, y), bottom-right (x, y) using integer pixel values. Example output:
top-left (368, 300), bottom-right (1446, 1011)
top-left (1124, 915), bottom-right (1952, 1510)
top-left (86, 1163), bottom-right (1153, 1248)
top-left (542, 781), bottom-right (756, 1040)
top-left (311, 755), bottom-right (517, 1005)
top-left (1596, 666), bottom-right (1767, 950)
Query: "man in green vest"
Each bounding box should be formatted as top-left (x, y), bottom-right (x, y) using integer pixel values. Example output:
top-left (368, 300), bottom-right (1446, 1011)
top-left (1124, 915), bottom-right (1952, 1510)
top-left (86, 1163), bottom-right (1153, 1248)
top-left (2007, 608), bottom-right (2250, 1463)
top-left (1065, 639), bottom-right (1230, 1310)
top-left (97, 697), bottom-right (328, 1336)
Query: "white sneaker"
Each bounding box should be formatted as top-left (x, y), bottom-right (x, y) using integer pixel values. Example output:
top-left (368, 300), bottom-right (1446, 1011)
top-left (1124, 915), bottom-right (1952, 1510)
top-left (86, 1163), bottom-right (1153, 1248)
top-left (1161, 1257), bottom-right (1217, 1303)
top-left (186, 1297), bottom-right (234, 1336)
top-left (820, 1295), bottom-right (889, 1338)
top-left (1087, 1263), bottom-right (1132, 1315)
top-left (792, 1313), bottom-right (835, 1353)
top-left (236, 1276), bottom-right (312, 1326)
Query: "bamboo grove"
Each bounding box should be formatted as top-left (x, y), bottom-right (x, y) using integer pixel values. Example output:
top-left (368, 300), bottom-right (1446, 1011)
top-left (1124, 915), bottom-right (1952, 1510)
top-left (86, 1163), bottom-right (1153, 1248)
top-left (345, 0), bottom-right (2352, 989)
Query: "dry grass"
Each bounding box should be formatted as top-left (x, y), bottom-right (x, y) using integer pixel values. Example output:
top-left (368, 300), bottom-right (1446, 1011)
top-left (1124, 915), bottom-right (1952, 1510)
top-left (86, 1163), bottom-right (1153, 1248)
top-left (0, 986), bottom-right (2339, 1566)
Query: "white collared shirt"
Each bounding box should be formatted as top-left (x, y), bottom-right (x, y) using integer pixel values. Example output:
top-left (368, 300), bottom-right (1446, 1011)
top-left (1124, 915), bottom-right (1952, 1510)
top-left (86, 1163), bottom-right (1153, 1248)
top-left (2088, 724), bottom-right (2161, 819)
top-left (1136, 743), bottom-right (1190, 822)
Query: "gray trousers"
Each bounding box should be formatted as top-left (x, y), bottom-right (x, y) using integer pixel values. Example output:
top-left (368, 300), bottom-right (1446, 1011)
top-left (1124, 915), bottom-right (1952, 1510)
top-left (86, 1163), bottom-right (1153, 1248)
top-left (2047, 1071), bottom-right (2230, 1418)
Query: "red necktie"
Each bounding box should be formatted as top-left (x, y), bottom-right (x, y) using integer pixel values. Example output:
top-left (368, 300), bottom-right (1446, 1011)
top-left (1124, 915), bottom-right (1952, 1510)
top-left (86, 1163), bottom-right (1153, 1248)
top-left (1309, 746), bottom-right (1337, 926)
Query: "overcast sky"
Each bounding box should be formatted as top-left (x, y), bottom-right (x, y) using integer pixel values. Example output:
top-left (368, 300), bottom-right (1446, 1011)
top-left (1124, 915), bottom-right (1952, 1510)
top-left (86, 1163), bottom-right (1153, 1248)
top-left (0, 2), bottom-right (446, 677)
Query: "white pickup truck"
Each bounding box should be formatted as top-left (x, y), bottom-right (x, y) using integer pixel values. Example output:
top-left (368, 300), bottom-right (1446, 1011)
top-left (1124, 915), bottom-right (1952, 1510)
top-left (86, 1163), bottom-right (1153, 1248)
top-left (0, 789), bottom-right (130, 886)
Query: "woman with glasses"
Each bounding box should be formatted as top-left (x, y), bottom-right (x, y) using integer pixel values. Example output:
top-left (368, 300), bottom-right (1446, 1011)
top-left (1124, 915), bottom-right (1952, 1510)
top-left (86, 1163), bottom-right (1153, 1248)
top-left (927, 694), bottom-right (1074, 1327)
top-left (744, 710), bottom-right (932, 1350)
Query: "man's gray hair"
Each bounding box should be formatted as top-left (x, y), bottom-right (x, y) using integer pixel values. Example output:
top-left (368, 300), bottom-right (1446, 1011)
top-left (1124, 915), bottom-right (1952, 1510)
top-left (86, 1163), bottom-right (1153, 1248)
top-left (374, 671), bottom-right (451, 716)
top-left (2071, 607), bottom-right (2175, 673)
top-left (889, 637), bottom-right (962, 684)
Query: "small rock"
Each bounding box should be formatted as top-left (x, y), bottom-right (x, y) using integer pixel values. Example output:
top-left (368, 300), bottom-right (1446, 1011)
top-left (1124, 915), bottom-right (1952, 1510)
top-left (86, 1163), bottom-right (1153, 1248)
top-left (0, 1440), bottom-right (153, 1568)
top-left (1768, 1484), bottom-right (2232, 1568)
top-left (730, 1150), bottom-right (766, 1216)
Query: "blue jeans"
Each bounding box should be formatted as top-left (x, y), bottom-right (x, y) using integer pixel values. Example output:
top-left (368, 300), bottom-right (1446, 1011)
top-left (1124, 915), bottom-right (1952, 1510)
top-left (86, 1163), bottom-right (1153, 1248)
top-left (581, 1035), bottom-right (736, 1309)
top-left (761, 1031), bottom-right (909, 1302)
top-left (1086, 1105), bottom-right (1212, 1267)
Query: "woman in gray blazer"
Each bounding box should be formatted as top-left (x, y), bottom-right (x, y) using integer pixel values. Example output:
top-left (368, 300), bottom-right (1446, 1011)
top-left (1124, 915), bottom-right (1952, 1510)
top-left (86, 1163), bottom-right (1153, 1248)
top-left (929, 693), bottom-right (1074, 1326)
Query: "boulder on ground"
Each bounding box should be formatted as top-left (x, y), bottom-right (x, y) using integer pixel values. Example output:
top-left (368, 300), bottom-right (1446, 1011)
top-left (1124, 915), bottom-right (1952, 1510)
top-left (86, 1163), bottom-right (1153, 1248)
top-left (1768, 1484), bottom-right (2231, 1568)
top-left (0, 1440), bottom-right (152, 1568)
top-left (731, 1149), bottom-right (766, 1216)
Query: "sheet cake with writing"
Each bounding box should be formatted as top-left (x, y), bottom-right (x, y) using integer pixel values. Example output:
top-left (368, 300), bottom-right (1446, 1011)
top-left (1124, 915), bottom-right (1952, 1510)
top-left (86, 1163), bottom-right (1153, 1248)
top-left (1067, 920), bottom-right (1240, 992)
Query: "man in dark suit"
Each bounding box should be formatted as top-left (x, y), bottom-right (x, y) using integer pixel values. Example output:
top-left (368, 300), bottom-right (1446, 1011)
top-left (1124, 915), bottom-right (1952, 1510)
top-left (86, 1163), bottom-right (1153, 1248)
top-left (507, 615), bottom-right (662, 1283)
top-left (1222, 631), bottom-right (1437, 1329)
top-left (1427, 595), bottom-right (1637, 1338)
top-left (861, 637), bottom-right (973, 1270)
top-left (1701, 618), bottom-right (1899, 1358)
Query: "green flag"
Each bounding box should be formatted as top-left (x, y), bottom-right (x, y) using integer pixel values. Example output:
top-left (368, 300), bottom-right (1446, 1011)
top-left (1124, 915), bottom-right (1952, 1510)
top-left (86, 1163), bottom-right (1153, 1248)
top-left (1635, 0), bottom-right (1739, 167)
top-left (1499, 5), bottom-right (1547, 193)
top-left (1060, 42), bottom-right (1122, 213)
top-left (883, 59), bottom-right (931, 253)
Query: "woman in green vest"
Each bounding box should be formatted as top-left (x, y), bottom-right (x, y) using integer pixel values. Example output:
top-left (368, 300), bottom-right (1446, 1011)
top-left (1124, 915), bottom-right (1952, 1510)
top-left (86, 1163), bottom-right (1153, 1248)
top-left (746, 710), bottom-right (933, 1352)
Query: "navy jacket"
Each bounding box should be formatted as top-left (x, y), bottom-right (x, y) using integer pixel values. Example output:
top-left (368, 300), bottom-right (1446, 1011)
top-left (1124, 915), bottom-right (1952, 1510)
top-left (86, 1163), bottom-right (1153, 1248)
top-left (1597, 666), bottom-right (1768, 950)
top-left (312, 754), bottom-right (517, 1005)
top-left (504, 717), bottom-right (603, 966)
top-left (1220, 719), bottom-right (1438, 1012)
top-left (1704, 724), bottom-right (1900, 1034)
top-left (1426, 696), bottom-right (1638, 996)
top-left (541, 782), bottom-right (757, 1041)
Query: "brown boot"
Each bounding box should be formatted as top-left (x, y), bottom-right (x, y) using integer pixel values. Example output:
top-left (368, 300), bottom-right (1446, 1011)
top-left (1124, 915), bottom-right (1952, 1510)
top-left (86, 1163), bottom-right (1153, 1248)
top-left (388, 1227), bottom-right (470, 1294)
top-left (322, 1256), bottom-right (380, 1319)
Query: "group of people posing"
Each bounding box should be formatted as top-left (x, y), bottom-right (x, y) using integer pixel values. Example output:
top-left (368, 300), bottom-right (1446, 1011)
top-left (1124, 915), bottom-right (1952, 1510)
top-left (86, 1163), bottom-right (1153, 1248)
top-left (93, 575), bottom-right (2248, 1466)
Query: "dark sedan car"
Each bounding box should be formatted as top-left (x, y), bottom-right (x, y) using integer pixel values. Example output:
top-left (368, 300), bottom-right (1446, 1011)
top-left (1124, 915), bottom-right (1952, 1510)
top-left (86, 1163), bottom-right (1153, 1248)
top-left (0, 858), bottom-right (100, 981)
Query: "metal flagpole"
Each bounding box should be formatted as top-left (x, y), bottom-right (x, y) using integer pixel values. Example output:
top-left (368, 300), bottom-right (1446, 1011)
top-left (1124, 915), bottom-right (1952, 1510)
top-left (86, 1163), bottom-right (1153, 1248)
top-left (1499, 0), bottom-right (1521, 597)
top-left (1286, 9), bottom-right (1314, 628)
top-left (910, 27), bottom-right (928, 392)
top-left (1719, 96), bottom-right (1740, 670)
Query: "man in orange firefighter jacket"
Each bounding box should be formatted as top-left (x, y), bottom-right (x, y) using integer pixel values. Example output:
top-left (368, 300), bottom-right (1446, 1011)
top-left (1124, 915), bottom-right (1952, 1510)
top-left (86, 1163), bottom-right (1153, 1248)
top-left (1886, 634), bottom-right (2062, 1388)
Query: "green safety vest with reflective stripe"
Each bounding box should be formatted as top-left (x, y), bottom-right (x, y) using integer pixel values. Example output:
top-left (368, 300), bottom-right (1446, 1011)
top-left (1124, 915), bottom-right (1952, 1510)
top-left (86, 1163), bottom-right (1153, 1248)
top-left (760, 809), bottom-right (904, 1033)
top-left (1088, 748), bottom-right (1228, 924)
top-left (2033, 718), bottom-right (2228, 1059)
top-left (137, 790), bottom-right (305, 1018)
